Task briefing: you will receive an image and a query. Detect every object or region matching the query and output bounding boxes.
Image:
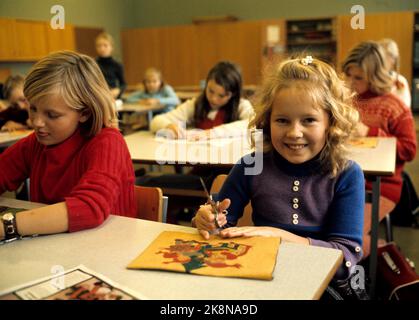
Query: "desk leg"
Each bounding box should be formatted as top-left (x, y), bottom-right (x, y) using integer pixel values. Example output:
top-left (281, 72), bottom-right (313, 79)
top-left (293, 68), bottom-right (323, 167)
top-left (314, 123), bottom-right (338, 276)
top-left (147, 111), bottom-right (153, 129)
top-left (369, 176), bottom-right (380, 300)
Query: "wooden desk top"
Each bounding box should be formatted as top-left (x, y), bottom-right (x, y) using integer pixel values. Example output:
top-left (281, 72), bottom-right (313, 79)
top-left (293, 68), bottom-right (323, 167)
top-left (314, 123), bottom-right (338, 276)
top-left (0, 198), bottom-right (342, 300)
top-left (125, 132), bottom-right (397, 175)
top-left (175, 91), bottom-right (200, 101)
top-left (119, 102), bottom-right (165, 114)
top-left (347, 137), bottom-right (396, 176)
top-left (125, 131), bottom-right (253, 166)
top-left (0, 130), bottom-right (33, 148)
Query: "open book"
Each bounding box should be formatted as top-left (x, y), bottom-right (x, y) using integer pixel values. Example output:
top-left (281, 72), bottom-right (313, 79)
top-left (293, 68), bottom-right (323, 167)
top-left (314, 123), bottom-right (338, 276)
top-left (0, 265), bottom-right (146, 300)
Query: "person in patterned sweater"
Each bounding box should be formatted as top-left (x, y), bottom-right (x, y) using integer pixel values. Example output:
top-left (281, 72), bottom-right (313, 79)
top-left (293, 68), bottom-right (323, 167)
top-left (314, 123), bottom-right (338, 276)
top-left (343, 41), bottom-right (417, 255)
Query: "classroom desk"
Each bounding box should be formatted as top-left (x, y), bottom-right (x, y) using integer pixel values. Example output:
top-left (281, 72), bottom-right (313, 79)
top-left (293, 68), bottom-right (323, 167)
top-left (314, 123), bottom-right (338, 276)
top-left (119, 102), bottom-right (166, 127)
top-left (0, 130), bottom-right (32, 149)
top-left (124, 131), bottom-right (253, 167)
top-left (175, 91), bottom-right (200, 102)
top-left (125, 133), bottom-right (397, 298)
top-left (0, 197), bottom-right (343, 300)
top-left (348, 137), bottom-right (397, 299)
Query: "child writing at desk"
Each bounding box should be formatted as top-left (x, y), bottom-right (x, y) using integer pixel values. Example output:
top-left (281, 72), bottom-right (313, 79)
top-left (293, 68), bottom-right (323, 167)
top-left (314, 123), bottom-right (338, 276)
top-left (150, 61), bottom-right (254, 140)
top-left (125, 67), bottom-right (180, 113)
top-left (0, 51), bottom-right (136, 242)
top-left (342, 41), bottom-right (416, 255)
top-left (193, 56), bottom-right (366, 298)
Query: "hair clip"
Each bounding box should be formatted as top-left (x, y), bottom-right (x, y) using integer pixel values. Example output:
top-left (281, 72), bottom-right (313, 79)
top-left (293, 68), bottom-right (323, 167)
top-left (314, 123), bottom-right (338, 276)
top-left (300, 56), bottom-right (314, 66)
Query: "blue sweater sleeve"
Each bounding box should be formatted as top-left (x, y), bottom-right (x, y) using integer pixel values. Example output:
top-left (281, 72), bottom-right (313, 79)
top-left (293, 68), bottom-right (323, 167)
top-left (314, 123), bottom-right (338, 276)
top-left (214, 155), bottom-right (253, 226)
top-left (125, 91), bottom-right (146, 103)
top-left (308, 161), bottom-right (365, 280)
top-left (158, 85), bottom-right (180, 107)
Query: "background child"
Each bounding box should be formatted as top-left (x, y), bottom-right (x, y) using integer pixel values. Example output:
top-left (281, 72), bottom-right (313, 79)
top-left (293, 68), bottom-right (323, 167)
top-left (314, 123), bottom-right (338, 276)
top-left (379, 38), bottom-right (411, 108)
top-left (150, 61), bottom-right (254, 140)
top-left (193, 57), bottom-right (366, 291)
top-left (95, 32), bottom-right (127, 100)
top-left (342, 41), bottom-right (417, 255)
top-left (125, 67), bottom-right (180, 113)
top-left (0, 75), bottom-right (30, 131)
top-left (0, 51), bottom-right (136, 241)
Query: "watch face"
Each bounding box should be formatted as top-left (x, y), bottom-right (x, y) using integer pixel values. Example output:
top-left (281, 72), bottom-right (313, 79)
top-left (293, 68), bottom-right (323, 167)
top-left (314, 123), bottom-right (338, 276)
top-left (2, 213), bottom-right (14, 223)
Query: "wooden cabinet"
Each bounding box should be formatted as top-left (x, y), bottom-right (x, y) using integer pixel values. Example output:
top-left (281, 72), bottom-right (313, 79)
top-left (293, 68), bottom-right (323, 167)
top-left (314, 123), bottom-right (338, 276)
top-left (0, 18), bottom-right (17, 60)
top-left (14, 19), bottom-right (49, 60)
top-left (286, 17), bottom-right (337, 66)
top-left (121, 20), bottom-right (277, 86)
top-left (0, 18), bottom-right (76, 61)
top-left (74, 27), bottom-right (103, 57)
top-left (46, 24), bottom-right (76, 53)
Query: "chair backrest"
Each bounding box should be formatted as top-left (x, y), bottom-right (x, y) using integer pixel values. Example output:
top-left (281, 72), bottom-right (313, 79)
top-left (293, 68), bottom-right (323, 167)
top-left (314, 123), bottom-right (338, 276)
top-left (210, 174), bottom-right (253, 227)
top-left (134, 185), bottom-right (165, 223)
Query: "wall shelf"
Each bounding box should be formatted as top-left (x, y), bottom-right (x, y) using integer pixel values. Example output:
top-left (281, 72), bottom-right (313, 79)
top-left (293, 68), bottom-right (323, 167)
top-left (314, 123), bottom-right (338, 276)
top-left (286, 18), bottom-right (336, 65)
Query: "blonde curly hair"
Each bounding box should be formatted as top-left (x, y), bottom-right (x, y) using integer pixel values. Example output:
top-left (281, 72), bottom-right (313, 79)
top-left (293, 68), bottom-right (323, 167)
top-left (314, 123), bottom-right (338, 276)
top-left (250, 56), bottom-right (359, 177)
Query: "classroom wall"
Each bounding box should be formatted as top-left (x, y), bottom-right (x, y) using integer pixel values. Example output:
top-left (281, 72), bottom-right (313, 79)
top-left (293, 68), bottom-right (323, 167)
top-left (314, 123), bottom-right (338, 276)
top-left (0, 0), bottom-right (135, 75)
top-left (2, 0), bottom-right (418, 76)
top-left (129, 0), bottom-right (419, 28)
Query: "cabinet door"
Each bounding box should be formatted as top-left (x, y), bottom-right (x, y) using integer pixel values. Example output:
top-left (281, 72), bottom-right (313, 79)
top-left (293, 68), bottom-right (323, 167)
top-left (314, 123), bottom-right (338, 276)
top-left (46, 23), bottom-right (76, 53)
top-left (14, 19), bottom-right (49, 60)
top-left (0, 18), bottom-right (17, 60)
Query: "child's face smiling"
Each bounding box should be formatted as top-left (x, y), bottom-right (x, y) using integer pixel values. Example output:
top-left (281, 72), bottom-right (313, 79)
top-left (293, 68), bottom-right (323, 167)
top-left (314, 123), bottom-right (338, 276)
top-left (29, 93), bottom-right (88, 146)
top-left (270, 86), bottom-right (329, 164)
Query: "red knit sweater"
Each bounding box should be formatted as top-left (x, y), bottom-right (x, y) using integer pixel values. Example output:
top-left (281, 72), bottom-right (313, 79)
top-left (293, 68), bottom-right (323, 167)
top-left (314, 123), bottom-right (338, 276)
top-left (196, 109), bottom-right (226, 130)
top-left (355, 91), bottom-right (417, 203)
top-left (0, 128), bottom-right (137, 232)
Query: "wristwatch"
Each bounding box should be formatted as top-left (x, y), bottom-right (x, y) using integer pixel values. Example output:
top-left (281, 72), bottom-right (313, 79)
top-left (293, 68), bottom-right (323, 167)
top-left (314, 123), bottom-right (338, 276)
top-left (2, 212), bottom-right (20, 242)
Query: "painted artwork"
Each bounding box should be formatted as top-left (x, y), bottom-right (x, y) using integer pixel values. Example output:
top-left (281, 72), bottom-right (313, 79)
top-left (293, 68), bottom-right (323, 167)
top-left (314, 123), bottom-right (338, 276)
top-left (348, 137), bottom-right (378, 148)
top-left (127, 231), bottom-right (281, 280)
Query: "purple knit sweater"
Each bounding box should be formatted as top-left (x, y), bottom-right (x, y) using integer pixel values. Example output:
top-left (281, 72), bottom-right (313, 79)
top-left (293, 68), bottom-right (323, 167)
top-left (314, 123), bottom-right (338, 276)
top-left (216, 151), bottom-right (365, 280)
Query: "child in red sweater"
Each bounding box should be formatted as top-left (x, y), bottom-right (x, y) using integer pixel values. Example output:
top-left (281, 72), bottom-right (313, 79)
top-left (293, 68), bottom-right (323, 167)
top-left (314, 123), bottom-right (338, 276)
top-left (0, 51), bottom-right (136, 241)
top-left (342, 41), bottom-right (417, 255)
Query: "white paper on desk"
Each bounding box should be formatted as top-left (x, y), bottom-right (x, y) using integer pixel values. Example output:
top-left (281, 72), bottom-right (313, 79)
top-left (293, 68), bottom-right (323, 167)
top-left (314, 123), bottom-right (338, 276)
top-left (0, 265), bottom-right (147, 300)
top-left (154, 135), bottom-right (235, 147)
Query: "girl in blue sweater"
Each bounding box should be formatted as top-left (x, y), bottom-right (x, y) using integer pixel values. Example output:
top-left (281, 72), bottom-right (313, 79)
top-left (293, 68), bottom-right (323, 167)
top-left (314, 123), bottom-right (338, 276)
top-left (125, 68), bottom-right (180, 113)
top-left (193, 56), bottom-right (365, 285)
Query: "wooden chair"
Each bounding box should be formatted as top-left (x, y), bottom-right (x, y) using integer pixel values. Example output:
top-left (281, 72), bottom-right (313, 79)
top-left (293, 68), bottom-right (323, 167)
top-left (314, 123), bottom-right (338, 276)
top-left (210, 174), bottom-right (253, 227)
top-left (134, 185), bottom-right (168, 223)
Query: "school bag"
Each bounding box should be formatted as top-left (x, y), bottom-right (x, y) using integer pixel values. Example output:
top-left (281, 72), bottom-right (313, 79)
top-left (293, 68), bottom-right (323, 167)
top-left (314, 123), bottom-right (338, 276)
top-left (377, 242), bottom-right (419, 300)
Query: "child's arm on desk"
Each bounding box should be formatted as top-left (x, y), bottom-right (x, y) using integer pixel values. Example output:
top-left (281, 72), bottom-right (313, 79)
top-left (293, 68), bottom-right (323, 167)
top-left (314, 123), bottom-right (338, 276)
top-left (220, 226), bottom-right (309, 245)
top-left (0, 202), bottom-right (68, 240)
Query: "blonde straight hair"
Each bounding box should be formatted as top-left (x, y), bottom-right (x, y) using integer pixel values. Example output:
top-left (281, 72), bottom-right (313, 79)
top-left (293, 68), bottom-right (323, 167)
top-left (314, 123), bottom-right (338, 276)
top-left (250, 56), bottom-right (359, 177)
top-left (342, 41), bottom-right (393, 95)
top-left (24, 51), bottom-right (117, 137)
top-left (379, 38), bottom-right (400, 72)
top-left (95, 32), bottom-right (114, 47)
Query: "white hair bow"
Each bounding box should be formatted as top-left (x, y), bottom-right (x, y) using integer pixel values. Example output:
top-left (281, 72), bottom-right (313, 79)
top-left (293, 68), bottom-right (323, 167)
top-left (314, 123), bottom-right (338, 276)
top-left (301, 56), bottom-right (313, 66)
